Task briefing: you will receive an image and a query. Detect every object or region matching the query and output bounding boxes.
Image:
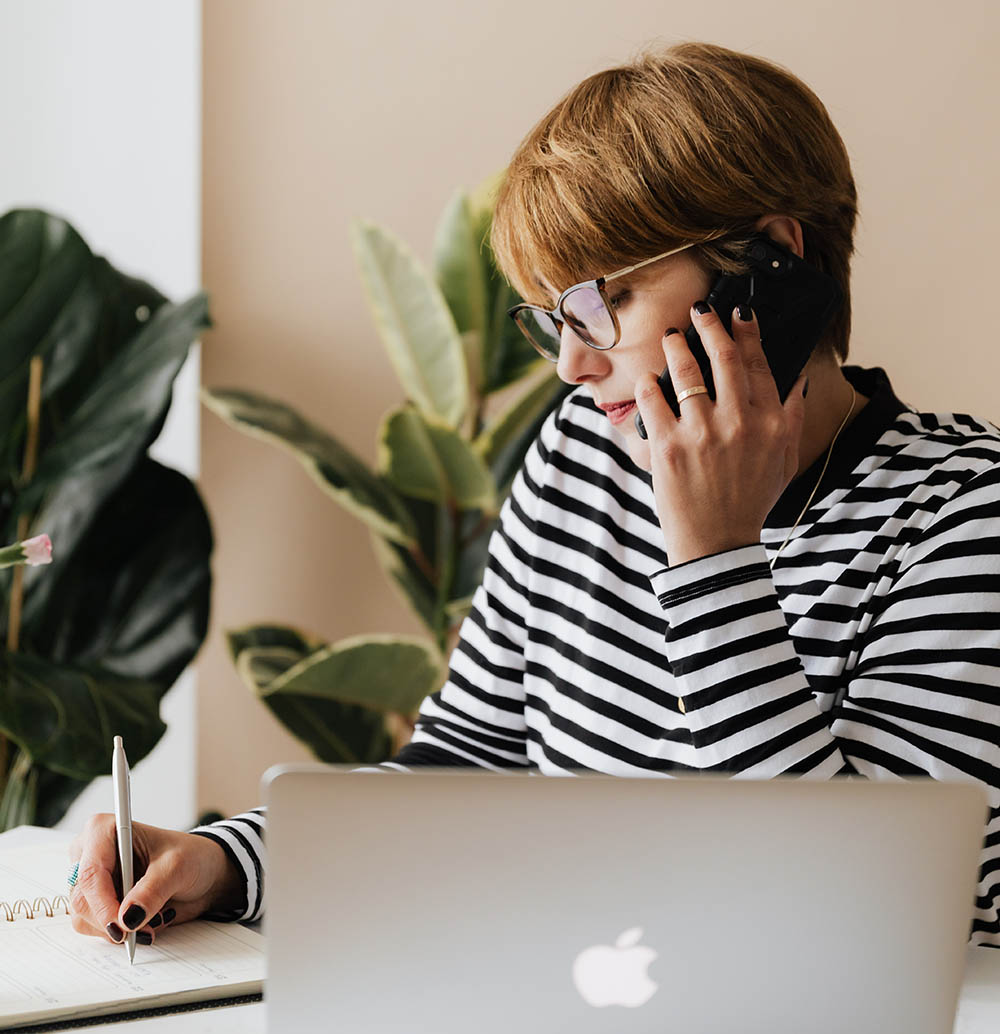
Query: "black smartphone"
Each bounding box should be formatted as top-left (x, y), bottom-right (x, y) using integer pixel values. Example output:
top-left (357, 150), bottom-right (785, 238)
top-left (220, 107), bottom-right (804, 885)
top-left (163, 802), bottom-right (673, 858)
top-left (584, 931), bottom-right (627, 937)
top-left (634, 233), bottom-right (842, 438)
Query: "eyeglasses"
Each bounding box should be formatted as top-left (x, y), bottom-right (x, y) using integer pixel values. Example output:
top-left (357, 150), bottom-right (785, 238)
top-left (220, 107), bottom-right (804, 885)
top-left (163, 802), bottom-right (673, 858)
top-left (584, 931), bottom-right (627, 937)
top-left (507, 233), bottom-right (728, 362)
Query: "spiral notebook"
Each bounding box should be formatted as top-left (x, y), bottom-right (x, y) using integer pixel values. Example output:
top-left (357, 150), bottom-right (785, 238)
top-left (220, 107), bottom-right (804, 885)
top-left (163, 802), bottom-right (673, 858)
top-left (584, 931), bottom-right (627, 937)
top-left (0, 842), bottom-right (265, 1031)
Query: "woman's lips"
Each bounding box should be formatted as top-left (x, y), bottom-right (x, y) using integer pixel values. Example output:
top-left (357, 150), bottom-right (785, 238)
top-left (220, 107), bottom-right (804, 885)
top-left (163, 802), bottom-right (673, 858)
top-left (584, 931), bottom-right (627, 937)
top-left (599, 400), bottom-right (637, 426)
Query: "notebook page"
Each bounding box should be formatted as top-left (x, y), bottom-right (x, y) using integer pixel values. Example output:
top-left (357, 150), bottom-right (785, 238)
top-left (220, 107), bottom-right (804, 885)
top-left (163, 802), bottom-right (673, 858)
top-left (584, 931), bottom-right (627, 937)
top-left (0, 843), bottom-right (265, 1027)
top-left (0, 843), bottom-right (73, 901)
top-left (0, 915), bottom-right (264, 1025)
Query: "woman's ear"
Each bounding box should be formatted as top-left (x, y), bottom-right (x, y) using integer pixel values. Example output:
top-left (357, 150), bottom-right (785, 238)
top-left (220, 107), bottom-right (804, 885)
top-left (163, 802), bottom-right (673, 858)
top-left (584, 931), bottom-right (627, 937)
top-left (753, 215), bottom-right (804, 258)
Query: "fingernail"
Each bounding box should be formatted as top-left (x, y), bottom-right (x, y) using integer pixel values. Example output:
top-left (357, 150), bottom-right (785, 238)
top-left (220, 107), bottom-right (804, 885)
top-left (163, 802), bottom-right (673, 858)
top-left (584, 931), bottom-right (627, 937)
top-left (106, 922), bottom-right (124, 943)
top-left (149, 912), bottom-right (163, 929)
top-left (136, 931), bottom-right (153, 946)
top-left (736, 303), bottom-right (753, 322)
top-left (803, 378), bottom-right (810, 398)
top-left (693, 300), bottom-right (711, 315)
top-left (123, 904), bottom-right (146, 930)
top-left (664, 326), bottom-right (680, 337)
top-left (162, 907), bottom-right (176, 924)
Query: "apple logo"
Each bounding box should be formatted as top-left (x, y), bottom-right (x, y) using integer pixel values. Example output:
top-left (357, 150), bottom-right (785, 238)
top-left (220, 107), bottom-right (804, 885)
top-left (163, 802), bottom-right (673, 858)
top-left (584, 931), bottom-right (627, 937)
top-left (572, 927), bottom-right (659, 1008)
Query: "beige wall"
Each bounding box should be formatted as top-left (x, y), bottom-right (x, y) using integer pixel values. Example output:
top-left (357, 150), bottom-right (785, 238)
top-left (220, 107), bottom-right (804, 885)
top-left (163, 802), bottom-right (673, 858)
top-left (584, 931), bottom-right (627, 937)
top-left (199, 0), bottom-right (999, 815)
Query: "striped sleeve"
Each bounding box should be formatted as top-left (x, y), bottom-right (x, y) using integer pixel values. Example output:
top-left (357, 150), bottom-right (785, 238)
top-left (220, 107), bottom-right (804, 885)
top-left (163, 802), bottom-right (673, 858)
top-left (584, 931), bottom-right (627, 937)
top-left (189, 807), bottom-right (266, 922)
top-left (650, 544), bottom-right (845, 777)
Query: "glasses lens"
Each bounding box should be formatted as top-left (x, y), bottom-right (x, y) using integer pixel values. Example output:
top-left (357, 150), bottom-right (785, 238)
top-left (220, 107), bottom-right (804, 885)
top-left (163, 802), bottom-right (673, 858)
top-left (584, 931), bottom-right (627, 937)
top-left (561, 286), bottom-right (616, 350)
top-left (513, 307), bottom-right (561, 361)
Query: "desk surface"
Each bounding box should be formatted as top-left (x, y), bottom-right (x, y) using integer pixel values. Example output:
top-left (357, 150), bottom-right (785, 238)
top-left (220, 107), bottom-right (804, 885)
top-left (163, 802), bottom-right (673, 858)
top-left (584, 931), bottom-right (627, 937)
top-left (5, 827), bottom-right (1000, 1033)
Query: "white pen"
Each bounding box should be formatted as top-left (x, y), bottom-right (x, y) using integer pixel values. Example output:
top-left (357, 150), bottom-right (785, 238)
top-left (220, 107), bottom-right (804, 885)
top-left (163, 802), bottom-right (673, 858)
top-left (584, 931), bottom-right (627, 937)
top-left (112, 735), bottom-right (136, 965)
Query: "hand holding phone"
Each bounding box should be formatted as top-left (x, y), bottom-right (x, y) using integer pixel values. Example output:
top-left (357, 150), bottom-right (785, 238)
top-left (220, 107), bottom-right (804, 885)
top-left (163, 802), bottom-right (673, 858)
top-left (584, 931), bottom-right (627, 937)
top-left (635, 234), bottom-right (841, 438)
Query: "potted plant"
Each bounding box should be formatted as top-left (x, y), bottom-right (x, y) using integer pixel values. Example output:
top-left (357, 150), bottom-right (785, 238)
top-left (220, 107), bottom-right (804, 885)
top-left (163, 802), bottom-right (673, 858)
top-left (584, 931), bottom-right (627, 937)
top-left (0, 209), bottom-right (213, 829)
top-left (205, 177), bottom-right (567, 763)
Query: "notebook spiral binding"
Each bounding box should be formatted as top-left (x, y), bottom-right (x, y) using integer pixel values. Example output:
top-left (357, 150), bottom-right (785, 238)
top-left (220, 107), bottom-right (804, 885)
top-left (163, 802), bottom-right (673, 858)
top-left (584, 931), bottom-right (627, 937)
top-left (1, 894), bottom-right (70, 922)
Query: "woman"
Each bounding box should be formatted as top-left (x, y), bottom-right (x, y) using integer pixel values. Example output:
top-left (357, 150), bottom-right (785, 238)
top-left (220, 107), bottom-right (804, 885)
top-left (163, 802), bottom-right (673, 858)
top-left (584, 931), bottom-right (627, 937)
top-left (68, 42), bottom-right (1000, 946)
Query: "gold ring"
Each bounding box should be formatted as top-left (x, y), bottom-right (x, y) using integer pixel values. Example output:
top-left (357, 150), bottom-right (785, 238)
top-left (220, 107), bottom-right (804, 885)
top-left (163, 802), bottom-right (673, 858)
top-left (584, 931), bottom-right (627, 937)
top-left (676, 385), bottom-right (709, 404)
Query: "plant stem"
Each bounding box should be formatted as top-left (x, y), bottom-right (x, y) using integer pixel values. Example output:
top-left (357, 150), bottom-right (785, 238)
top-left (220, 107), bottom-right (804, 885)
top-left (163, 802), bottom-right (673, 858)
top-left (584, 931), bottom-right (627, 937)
top-left (1, 356), bottom-right (43, 794)
top-left (459, 512), bottom-right (495, 548)
top-left (6, 356), bottom-right (44, 654)
top-left (408, 544), bottom-right (437, 586)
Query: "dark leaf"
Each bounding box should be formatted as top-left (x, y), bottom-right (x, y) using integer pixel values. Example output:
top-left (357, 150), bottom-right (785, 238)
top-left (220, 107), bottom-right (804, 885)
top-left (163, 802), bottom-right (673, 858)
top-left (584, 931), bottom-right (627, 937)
top-left (0, 651), bottom-right (165, 780)
top-left (22, 459), bottom-right (213, 690)
top-left (18, 292), bottom-right (210, 512)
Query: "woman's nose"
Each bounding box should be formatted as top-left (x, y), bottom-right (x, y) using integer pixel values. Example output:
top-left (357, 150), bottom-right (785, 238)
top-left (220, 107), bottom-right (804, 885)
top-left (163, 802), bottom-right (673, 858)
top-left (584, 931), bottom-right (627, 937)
top-left (556, 323), bottom-right (606, 385)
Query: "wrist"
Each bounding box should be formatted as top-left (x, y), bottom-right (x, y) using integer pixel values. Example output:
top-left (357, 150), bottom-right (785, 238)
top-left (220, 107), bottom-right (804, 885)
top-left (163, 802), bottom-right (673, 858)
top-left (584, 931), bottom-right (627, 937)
top-left (666, 534), bottom-right (762, 568)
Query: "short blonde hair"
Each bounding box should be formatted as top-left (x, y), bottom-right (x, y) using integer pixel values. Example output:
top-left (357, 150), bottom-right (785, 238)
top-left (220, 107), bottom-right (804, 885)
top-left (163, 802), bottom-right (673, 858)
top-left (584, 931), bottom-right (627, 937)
top-left (492, 42), bottom-right (858, 359)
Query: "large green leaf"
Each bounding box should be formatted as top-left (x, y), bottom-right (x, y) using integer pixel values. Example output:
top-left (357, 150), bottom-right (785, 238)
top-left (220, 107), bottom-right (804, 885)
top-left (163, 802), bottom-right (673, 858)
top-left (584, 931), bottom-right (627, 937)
top-left (203, 388), bottom-right (417, 546)
top-left (433, 191), bottom-right (489, 345)
top-left (226, 624), bottom-right (324, 667)
top-left (352, 220), bottom-right (468, 427)
top-left (45, 257), bottom-right (169, 444)
top-left (32, 766), bottom-right (91, 829)
top-left (452, 173), bottom-right (543, 396)
top-left (485, 277), bottom-right (544, 394)
top-left (261, 634), bottom-right (444, 715)
top-left (17, 291), bottom-right (210, 512)
top-left (0, 210), bottom-right (94, 454)
top-left (378, 406), bottom-right (497, 512)
top-left (0, 651), bottom-right (166, 780)
top-left (474, 372), bottom-right (565, 471)
top-left (22, 459), bottom-right (212, 689)
top-left (228, 626), bottom-right (394, 764)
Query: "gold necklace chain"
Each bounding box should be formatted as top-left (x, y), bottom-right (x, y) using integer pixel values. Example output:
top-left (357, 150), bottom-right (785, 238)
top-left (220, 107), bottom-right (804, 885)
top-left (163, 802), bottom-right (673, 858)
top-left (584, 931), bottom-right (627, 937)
top-left (769, 384), bottom-right (857, 571)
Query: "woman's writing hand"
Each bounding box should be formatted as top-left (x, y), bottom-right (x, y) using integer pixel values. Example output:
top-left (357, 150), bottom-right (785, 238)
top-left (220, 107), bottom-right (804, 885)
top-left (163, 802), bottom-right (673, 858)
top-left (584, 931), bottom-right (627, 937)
top-left (68, 815), bottom-right (245, 945)
top-left (633, 303), bottom-right (807, 567)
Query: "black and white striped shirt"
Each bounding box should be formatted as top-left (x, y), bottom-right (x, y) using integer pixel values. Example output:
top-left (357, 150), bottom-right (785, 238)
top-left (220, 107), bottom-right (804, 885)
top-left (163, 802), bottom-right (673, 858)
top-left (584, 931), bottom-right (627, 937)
top-left (197, 365), bottom-right (1000, 945)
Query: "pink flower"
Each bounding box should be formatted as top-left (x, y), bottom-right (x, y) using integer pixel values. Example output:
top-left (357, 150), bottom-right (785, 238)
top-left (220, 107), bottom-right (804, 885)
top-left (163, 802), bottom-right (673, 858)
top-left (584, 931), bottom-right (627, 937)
top-left (22, 534), bottom-right (52, 566)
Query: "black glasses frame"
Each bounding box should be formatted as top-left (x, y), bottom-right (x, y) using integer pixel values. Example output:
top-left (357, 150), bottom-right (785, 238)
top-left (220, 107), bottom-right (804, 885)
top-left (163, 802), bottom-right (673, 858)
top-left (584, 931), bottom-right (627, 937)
top-left (506, 236), bottom-right (727, 363)
top-left (508, 278), bottom-right (620, 362)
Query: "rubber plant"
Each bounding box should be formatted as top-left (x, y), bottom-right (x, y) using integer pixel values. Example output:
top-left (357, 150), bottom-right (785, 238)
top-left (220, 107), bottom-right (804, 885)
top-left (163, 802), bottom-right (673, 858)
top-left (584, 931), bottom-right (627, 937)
top-left (204, 176), bottom-right (568, 764)
top-left (0, 209), bottom-right (213, 830)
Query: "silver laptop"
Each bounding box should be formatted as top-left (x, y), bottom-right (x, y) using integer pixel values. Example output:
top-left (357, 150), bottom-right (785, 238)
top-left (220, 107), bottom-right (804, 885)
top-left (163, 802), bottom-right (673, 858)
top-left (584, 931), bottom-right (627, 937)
top-left (262, 766), bottom-right (986, 1033)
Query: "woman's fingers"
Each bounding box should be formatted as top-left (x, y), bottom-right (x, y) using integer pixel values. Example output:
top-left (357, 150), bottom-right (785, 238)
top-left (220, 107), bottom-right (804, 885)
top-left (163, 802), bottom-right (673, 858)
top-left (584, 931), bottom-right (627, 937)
top-left (68, 815), bottom-right (176, 944)
top-left (727, 303), bottom-right (780, 407)
top-left (67, 815), bottom-right (126, 941)
top-left (660, 326), bottom-right (712, 421)
top-left (687, 301), bottom-right (748, 406)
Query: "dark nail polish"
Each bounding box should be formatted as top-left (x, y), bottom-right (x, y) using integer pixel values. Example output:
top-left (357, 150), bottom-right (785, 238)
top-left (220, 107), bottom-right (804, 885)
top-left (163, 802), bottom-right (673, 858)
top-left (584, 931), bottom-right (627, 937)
top-left (123, 904), bottom-right (146, 930)
top-left (693, 300), bottom-right (711, 315)
top-left (149, 912), bottom-right (163, 929)
top-left (106, 922), bottom-right (124, 943)
top-left (664, 326), bottom-right (680, 337)
top-left (162, 908), bottom-right (176, 924)
top-left (803, 378), bottom-right (810, 398)
top-left (737, 303), bottom-right (753, 322)
top-left (136, 931), bottom-right (153, 946)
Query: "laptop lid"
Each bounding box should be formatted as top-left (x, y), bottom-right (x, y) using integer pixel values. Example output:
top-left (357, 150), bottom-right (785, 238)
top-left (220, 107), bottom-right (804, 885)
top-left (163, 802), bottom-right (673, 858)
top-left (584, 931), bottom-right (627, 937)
top-left (263, 767), bottom-right (986, 1034)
